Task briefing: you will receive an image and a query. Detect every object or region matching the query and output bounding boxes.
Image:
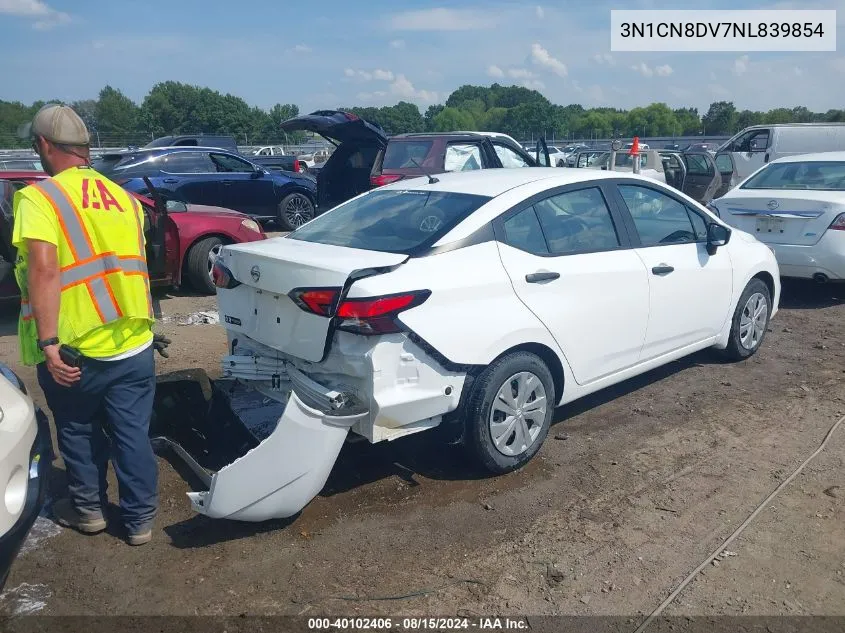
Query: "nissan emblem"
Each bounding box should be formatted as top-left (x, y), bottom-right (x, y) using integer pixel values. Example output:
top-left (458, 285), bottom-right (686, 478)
top-left (250, 265), bottom-right (261, 282)
top-left (767, 200), bottom-right (779, 210)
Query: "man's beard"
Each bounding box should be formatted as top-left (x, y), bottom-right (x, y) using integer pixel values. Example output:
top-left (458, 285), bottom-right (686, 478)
top-left (40, 153), bottom-right (56, 176)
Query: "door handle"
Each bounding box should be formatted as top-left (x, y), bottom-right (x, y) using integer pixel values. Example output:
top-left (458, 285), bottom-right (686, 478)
top-left (222, 180), bottom-right (233, 186)
top-left (162, 178), bottom-right (178, 184)
top-left (651, 264), bottom-right (675, 275)
top-left (525, 271), bottom-right (560, 283)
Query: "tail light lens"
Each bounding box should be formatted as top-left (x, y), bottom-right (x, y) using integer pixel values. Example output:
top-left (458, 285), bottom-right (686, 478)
top-left (828, 213), bottom-right (845, 231)
top-left (290, 288), bottom-right (430, 334)
top-left (370, 174), bottom-right (404, 187)
top-left (212, 261), bottom-right (240, 289)
top-left (336, 290), bottom-right (430, 335)
top-left (290, 288), bottom-right (340, 317)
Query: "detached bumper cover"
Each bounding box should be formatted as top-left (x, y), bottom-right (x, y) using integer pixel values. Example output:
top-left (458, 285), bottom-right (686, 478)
top-left (151, 371), bottom-right (364, 522)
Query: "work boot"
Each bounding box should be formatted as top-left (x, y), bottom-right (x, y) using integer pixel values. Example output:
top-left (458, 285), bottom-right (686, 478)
top-left (127, 526), bottom-right (152, 546)
top-left (52, 498), bottom-right (107, 534)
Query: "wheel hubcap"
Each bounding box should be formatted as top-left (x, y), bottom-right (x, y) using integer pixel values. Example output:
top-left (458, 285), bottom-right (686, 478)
top-left (284, 195), bottom-right (313, 228)
top-left (489, 372), bottom-right (547, 457)
top-left (739, 292), bottom-right (768, 350)
top-left (207, 243), bottom-right (223, 281)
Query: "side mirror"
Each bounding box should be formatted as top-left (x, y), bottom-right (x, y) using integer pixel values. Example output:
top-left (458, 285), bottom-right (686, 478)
top-left (251, 167), bottom-right (264, 179)
top-left (165, 199), bottom-right (187, 212)
top-left (707, 222), bottom-right (731, 254)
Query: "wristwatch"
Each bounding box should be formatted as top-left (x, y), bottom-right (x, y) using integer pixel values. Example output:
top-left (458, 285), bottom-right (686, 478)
top-left (37, 337), bottom-right (60, 350)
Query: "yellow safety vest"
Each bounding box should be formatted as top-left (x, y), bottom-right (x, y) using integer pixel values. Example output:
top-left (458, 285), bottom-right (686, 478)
top-left (15, 167), bottom-right (154, 365)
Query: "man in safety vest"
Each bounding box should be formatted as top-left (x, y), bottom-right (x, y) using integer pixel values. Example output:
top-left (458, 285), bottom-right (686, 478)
top-left (14, 104), bottom-right (159, 546)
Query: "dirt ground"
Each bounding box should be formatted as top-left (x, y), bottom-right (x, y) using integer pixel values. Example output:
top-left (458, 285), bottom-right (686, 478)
top-left (0, 280), bottom-right (843, 620)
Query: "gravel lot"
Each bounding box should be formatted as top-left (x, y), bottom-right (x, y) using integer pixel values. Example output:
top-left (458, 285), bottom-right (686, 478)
top-left (0, 280), bottom-right (843, 618)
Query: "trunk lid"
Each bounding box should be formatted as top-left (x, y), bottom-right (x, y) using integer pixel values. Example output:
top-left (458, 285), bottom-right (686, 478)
top-left (715, 191), bottom-right (842, 246)
top-left (279, 111), bottom-right (388, 148)
top-left (216, 237), bottom-right (407, 362)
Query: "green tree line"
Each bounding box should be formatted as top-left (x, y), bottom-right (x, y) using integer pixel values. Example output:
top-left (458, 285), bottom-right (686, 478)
top-left (2, 81), bottom-right (844, 148)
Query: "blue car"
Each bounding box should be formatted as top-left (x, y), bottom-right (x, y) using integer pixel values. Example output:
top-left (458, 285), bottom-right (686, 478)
top-left (93, 147), bottom-right (318, 230)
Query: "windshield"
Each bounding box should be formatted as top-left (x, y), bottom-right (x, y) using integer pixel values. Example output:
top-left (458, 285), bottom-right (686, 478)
top-left (287, 189), bottom-right (490, 254)
top-left (741, 161), bottom-right (845, 191)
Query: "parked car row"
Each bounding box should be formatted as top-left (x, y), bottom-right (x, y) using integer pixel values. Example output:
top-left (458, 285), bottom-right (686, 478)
top-left (0, 171), bottom-right (266, 299)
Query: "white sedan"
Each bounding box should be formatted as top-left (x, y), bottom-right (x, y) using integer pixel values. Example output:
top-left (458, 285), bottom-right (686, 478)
top-left (709, 152), bottom-right (845, 282)
top-left (176, 168), bottom-right (779, 521)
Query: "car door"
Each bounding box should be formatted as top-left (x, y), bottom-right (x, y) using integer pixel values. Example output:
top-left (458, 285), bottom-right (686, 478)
top-left (713, 153), bottom-right (737, 199)
top-left (610, 182), bottom-right (733, 361)
top-left (728, 128), bottom-right (772, 180)
top-left (490, 141), bottom-right (534, 169)
top-left (210, 152), bottom-right (272, 216)
top-left (494, 184), bottom-right (650, 385)
top-left (680, 152), bottom-right (722, 204)
top-left (159, 151), bottom-right (219, 206)
top-left (443, 142), bottom-right (488, 172)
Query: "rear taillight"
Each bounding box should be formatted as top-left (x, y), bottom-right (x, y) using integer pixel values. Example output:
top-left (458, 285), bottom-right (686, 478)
top-left (336, 290), bottom-right (430, 335)
top-left (828, 213), bottom-right (845, 231)
top-left (290, 288), bottom-right (341, 316)
top-left (293, 159), bottom-right (301, 173)
top-left (289, 288), bottom-right (430, 334)
top-left (370, 174), bottom-right (404, 187)
top-left (212, 261), bottom-right (240, 289)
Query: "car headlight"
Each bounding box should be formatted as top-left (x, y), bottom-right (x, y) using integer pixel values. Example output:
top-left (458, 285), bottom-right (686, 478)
top-left (240, 219), bottom-right (262, 233)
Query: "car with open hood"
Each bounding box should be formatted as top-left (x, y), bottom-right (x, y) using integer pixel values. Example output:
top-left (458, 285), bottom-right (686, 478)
top-left (279, 110), bottom-right (551, 210)
top-left (152, 167), bottom-right (779, 522)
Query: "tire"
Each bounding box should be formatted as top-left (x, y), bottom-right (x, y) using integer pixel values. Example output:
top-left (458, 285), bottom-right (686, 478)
top-left (186, 236), bottom-right (225, 295)
top-left (557, 160), bottom-right (565, 167)
top-left (722, 277), bottom-right (772, 361)
top-left (464, 351), bottom-right (555, 474)
top-left (278, 192), bottom-right (315, 231)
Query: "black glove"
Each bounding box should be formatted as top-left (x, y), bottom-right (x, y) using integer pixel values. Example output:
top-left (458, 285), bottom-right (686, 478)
top-left (153, 333), bottom-right (172, 358)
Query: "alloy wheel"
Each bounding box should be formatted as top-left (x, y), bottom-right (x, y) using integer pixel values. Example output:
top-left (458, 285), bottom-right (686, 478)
top-left (739, 291), bottom-right (768, 350)
top-left (284, 195), bottom-right (313, 228)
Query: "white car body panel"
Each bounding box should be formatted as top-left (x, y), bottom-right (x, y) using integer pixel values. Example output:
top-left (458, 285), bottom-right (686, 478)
top-left (0, 375), bottom-right (37, 537)
top-left (180, 168), bottom-right (780, 522)
top-left (712, 152), bottom-right (845, 280)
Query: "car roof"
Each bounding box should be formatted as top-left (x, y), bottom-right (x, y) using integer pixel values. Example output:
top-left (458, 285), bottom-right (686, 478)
top-left (102, 146), bottom-right (242, 157)
top-left (380, 167), bottom-right (634, 197)
top-left (771, 151), bottom-right (845, 163)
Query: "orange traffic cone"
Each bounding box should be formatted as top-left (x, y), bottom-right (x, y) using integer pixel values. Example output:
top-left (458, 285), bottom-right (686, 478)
top-left (629, 136), bottom-right (640, 156)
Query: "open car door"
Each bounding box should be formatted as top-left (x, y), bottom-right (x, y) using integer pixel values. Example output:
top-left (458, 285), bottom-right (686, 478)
top-left (139, 178), bottom-right (177, 286)
top-left (713, 152), bottom-right (738, 199)
top-left (534, 139), bottom-right (551, 167)
top-left (679, 151), bottom-right (722, 205)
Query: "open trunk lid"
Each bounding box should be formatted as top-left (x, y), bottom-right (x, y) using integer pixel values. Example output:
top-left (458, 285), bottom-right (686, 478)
top-left (216, 237), bottom-right (407, 362)
top-left (716, 191), bottom-right (843, 246)
top-left (279, 110), bottom-right (388, 148)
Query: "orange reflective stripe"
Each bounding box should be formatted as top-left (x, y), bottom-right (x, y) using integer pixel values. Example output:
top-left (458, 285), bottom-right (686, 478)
top-left (50, 179), bottom-right (97, 256)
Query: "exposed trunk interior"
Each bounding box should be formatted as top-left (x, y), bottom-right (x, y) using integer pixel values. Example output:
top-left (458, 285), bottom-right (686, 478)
top-left (317, 142), bottom-right (382, 210)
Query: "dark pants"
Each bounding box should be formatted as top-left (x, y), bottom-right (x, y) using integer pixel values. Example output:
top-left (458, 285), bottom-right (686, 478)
top-left (37, 346), bottom-right (158, 534)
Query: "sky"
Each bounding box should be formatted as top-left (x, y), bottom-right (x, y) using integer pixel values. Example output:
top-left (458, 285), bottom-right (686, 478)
top-left (1, 0), bottom-right (845, 114)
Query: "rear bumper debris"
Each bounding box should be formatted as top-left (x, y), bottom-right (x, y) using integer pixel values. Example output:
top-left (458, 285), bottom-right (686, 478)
top-left (151, 370), bottom-right (365, 522)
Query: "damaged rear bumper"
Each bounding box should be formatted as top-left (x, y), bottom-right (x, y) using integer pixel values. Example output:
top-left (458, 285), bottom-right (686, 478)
top-left (151, 370), bottom-right (365, 522)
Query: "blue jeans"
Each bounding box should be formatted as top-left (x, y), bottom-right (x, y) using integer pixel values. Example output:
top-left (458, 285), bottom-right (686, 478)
top-left (38, 346), bottom-right (158, 534)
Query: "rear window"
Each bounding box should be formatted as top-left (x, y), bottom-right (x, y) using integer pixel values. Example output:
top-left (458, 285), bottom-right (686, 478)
top-left (382, 141), bottom-right (433, 169)
top-left (287, 189), bottom-right (490, 254)
top-left (92, 153), bottom-right (148, 177)
top-left (741, 161), bottom-right (845, 191)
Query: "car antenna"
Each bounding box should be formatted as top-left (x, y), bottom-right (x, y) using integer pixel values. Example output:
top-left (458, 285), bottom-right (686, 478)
top-left (409, 157), bottom-right (439, 184)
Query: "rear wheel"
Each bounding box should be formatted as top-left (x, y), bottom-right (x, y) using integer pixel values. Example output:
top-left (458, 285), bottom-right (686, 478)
top-left (464, 352), bottom-right (555, 474)
top-left (722, 278), bottom-right (771, 360)
top-left (278, 192), bottom-right (315, 231)
top-left (186, 236), bottom-right (224, 295)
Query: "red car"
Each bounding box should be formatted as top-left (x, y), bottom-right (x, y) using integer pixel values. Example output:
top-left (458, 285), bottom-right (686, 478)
top-left (0, 170), bottom-right (266, 298)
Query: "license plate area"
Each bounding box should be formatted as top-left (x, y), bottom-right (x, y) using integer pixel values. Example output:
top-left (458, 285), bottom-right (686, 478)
top-left (756, 216), bottom-right (784, 234)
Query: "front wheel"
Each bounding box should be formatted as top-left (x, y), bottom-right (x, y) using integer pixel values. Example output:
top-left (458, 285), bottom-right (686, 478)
top-left (464, 352), bottom-right (555, 474)
top-left (722, 278), bottom-right (771, 360)
top-left (186, 236), bottom-right (224, 295)
top-left (278, 192), bottom-right (315, 232)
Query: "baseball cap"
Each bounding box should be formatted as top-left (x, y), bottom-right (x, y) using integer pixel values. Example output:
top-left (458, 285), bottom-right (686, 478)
top-left (19, 104), bottom-right (90, 146)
